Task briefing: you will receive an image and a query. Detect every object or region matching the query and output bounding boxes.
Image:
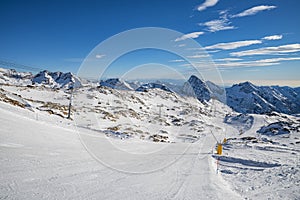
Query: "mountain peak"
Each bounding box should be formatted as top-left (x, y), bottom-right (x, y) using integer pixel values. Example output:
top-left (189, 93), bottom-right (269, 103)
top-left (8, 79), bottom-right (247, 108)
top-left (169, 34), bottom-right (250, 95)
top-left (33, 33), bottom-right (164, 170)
top-left (32, 70), bottom-right (81, 88)
top-left (183, 75), bottom-right (211, 103)
top-left (100, 78), bottom-right (133, 90)
top-left (136, 82), bottom-right (172, 93)
top-left (234, 81), bottom-right (258, 94)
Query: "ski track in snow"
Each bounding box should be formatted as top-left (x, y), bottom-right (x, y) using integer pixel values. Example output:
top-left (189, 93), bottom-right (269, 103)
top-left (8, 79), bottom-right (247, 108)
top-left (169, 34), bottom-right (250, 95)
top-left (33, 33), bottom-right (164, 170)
top-left (0, 105), bottom-right (241, 200)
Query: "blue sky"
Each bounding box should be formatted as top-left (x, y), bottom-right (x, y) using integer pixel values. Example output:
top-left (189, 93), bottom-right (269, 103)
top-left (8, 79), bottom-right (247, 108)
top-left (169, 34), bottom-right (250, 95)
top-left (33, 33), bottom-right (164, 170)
top-left (0, 0), bottom-right (300, 86)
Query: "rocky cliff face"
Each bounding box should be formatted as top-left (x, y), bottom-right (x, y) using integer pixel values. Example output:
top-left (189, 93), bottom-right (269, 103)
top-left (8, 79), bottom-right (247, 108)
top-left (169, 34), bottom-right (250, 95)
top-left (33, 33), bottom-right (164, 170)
top-left (183, 75), bottom-right (211, 103)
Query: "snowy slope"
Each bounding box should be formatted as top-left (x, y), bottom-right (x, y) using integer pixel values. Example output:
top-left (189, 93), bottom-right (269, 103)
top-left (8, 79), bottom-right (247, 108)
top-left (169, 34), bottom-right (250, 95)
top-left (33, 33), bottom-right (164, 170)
top-left (1, 95), bottom-right (299, 199)
top-left (0, 102), bottom-right (241, 199)
top-left (218, 112), bottom-right (300, 200)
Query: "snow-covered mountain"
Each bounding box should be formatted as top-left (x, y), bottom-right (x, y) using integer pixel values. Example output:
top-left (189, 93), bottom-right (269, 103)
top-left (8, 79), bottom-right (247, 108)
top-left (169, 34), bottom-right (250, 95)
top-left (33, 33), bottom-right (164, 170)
top-left (0, 68), bottom-right (32, 85)
top-left (99, 78), bottom-right (133, 90)
top-left (226, 82), bottom-right (300, 114)
top-left (127, 80), bottom-right (142, 90)
top-left (2, 67), bottom-right (300, 115)
top-left (32, 70), bottom-right (82, 89)
top-left (206, 80), bottom-right (226, 103)
top-left (182, 75), bottom-right (211, 103)
top-left (0, 68), bottom-right (83, 89)
top-left (136, 82), bottom-right (173, 93)
top-left (180, 77), bottom-right (300, 115)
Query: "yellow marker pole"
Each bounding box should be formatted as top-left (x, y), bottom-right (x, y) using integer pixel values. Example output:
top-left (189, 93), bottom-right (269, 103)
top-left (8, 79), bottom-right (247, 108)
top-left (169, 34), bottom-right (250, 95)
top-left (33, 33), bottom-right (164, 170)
top-left (217, 143), bottom-right (222, 155)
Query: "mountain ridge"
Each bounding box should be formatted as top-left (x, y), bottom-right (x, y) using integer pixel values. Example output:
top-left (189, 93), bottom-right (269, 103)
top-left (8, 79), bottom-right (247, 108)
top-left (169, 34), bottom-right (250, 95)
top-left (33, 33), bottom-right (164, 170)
top-left (1, 67), bottom-right (299, 115)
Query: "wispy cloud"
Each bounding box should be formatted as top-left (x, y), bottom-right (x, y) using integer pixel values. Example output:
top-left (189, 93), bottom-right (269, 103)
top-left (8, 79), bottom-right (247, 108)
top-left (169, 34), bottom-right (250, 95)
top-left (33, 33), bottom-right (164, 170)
top-left (95, 54), bottom-right (106, 59)
top-left (187, 54), bottom-right (209, 58)
top-left (262, 34), bottom-right (283, 40)
top-left (169, 59), bottom-right (185, 63)
top-left (216, 57), bottom-right (300, 69)
top-left (177, 44), bottom-right (186, 47)
top-left (175, 31), bottom-right (204, 42)
top-left (199, 11), bottom-right (235, 32)
top-left (180, 63), bottom-right (194, 67)
top-left (215, 58), bottom-right (243, 62)
top-left (180, 62), bottom-right (213, 71)
top-left (199, 13), bottom-right (235, 32)
top-left (200, 19), bottom-right (235, 32)
top-left (257, 57), bottom-right (300, 63)
top-left (231, 44), bottom-right (300, 57)
top-left (205, 40), bottom-right (262, 50)
top-left (216, 61), bottom-right (277, 68)
top-left (197, 0), bottom-right (219, 12)
top-left (206, 50), bottom-right (221, 53)
top-left (232, 5), bottom-right (276, 18)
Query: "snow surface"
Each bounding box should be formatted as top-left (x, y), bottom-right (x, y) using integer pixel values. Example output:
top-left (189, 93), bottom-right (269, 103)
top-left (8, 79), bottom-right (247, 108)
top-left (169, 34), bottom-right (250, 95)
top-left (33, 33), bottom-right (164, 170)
top-left (0, 102), bottom-right (240, 199)
top-left (1, 69), bottom-right (300, 199)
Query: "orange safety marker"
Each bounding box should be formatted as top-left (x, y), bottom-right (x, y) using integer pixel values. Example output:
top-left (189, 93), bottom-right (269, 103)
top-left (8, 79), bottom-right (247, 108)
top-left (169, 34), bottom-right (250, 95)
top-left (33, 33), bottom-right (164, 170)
top-left (217, 143), bottom-right (222, 155)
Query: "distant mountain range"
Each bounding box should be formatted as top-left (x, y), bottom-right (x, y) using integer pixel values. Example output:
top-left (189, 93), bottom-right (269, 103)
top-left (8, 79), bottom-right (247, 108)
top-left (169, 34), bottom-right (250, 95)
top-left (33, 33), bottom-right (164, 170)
top-left (226, 82), bottom-right (300, 114)
top-left (1, 67), bottom-right (299, 115)
top-left (0, 68), bottom-right (82, 89)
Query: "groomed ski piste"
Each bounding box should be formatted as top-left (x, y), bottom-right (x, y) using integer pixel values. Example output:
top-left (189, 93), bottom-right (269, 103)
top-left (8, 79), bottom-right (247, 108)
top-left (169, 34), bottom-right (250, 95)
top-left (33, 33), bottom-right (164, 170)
top-left (0, 74), bottom-right (299, 199)
top-left (0, 101), bottom-right (241, 199)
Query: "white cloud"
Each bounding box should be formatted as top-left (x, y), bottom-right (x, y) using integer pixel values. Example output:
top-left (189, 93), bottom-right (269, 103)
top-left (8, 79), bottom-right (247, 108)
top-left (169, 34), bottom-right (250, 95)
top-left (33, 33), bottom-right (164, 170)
top-left (187, 54), bottom-right (209, 58)
top-left (95, 54), bottom-right (106, 59)
top-left (169, 59), bottom-right (185, 63)
top-left (215, 58), bottom-right (243, 62)
top-left (232, 5), bottom-right (276, 18)
top-left (216, 57), bottom-right (300, 69)
top-left (205, 40), bottom-right (262, 50)
top-left (197, 0), bottom-right (219, 11)
top-left (262, 35), bottom-right (283, 40)
top-left (258, 57), bottom-right (300, 63)
top-left (200, 18), bottom-right (235, 32)
top-left (175, 32), bottom-right (204, 42)
top-left (231, 44), bottom-right (300, 57)
top-left (206, 50), bottom-right (221, 53)
top-left (180, 63), bottom-right (194, 67)
top-left (216, 61), bottom-right (277, 68)
top-left (219, 10), bottom-right (228, 15)
top-left (199, 12), bottom-right (235, 32)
